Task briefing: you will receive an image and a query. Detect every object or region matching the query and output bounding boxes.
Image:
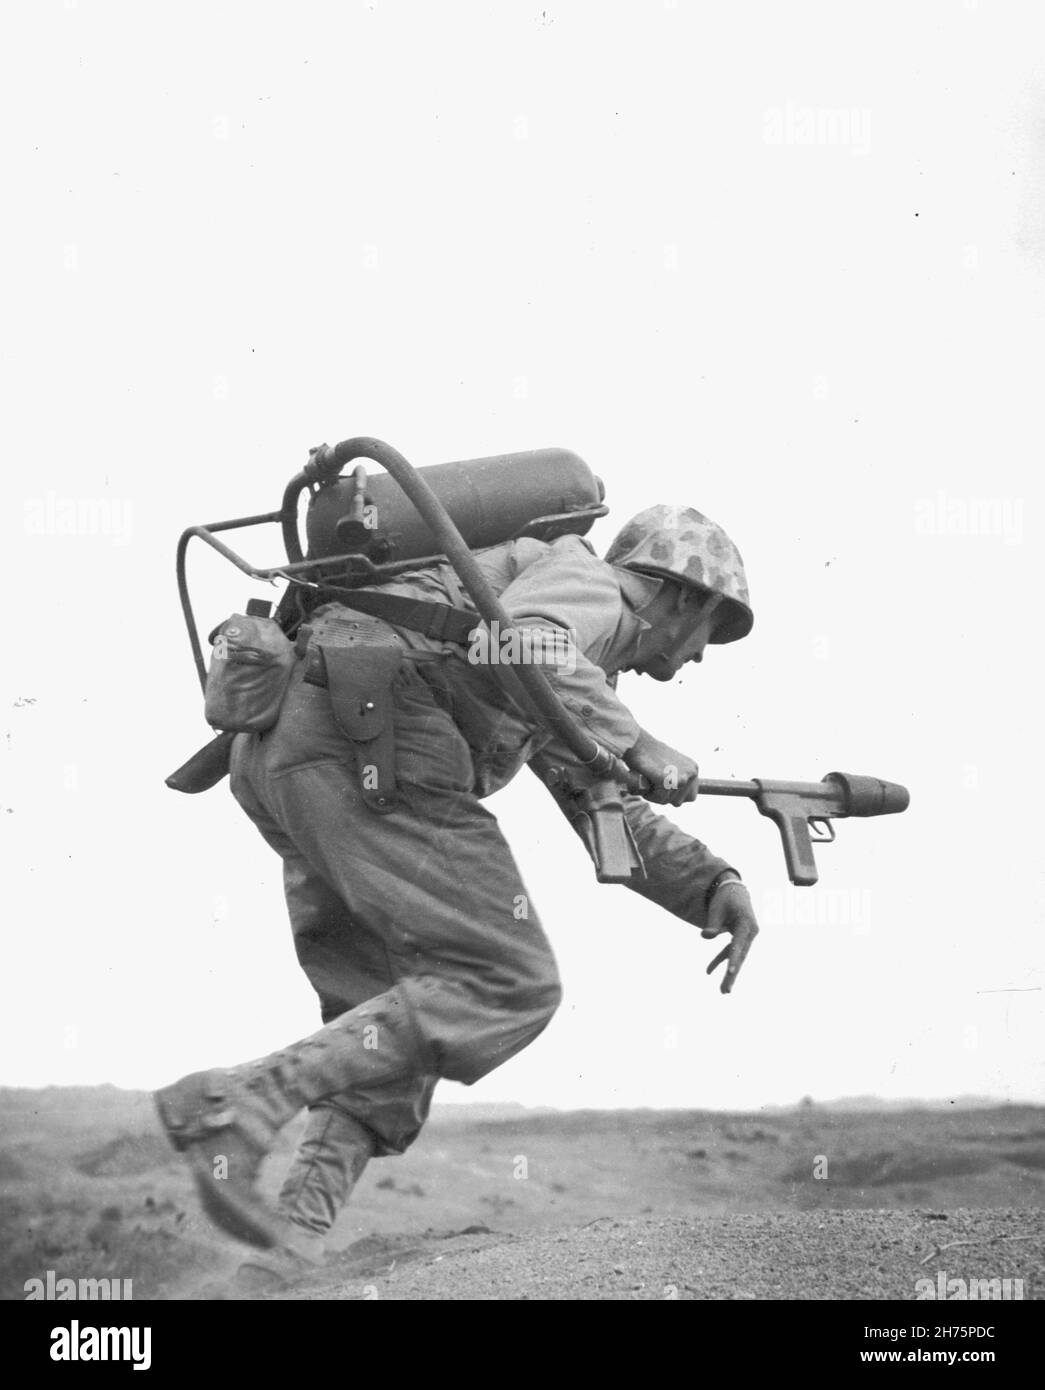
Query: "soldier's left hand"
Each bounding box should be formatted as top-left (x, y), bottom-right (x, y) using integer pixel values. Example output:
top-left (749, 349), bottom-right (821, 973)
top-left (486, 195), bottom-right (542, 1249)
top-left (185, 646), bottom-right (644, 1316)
top-left (701, 880), bottom-right (759, 994)
top-left (622, 730), bottom-right (699, 807)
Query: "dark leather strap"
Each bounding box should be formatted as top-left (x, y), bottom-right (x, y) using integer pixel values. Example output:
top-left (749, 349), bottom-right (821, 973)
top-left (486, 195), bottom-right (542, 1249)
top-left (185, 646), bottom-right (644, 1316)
top-left (320, 587), bottom-right (477, 645)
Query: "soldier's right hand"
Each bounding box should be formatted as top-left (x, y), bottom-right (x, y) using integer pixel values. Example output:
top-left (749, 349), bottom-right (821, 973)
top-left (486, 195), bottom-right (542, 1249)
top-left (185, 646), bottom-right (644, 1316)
top-left (623, 730), bottom-right (699, 806)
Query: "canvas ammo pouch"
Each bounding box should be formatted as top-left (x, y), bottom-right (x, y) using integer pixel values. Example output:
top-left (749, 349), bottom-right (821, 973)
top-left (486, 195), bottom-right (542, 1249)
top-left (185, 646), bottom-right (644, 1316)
top-left (204, 613), bottom-right (297, 733)
top-left (298, 612), bottom-right (403, 814)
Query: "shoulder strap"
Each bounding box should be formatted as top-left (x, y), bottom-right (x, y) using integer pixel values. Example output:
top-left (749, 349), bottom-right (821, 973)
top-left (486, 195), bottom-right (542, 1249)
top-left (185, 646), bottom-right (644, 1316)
top-left (326, 587), bottom-right (478, 645)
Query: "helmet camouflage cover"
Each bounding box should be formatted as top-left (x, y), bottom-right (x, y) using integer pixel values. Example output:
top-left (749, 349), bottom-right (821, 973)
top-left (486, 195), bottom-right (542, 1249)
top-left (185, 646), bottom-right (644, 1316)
top-left (604, 504), bottom-right (754, 643)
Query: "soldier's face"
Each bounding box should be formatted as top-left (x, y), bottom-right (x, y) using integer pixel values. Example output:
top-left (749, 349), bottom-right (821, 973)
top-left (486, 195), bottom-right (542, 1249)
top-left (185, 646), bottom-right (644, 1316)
top-left (630, 590), bottom-right (724, 681)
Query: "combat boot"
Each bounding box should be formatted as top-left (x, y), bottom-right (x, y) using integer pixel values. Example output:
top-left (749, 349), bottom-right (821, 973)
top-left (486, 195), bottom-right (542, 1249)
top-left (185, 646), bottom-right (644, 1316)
top-left (233, 1218), bottom-right (328, 1293)
top-left (278, 1104), bottom-right (376, 1236)
top-left (154, 1067), bottom-right (294, 1249)
top-left (235, 1108), bottom-right (378, 1290)
top-left (155, 987), bottom-right (425, 1247)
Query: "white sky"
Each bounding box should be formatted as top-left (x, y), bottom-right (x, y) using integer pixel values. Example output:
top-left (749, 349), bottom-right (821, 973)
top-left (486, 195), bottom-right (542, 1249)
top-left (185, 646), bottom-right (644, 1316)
top-left (1, 0), bottom-right (1042, 1109)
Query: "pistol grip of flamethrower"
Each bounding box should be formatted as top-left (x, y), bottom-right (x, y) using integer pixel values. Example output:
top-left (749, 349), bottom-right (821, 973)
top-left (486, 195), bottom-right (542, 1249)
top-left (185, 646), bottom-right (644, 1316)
top-left (580, 778), bottom-right (645, 885)
top-left (756, 793), bottom-right (822, 887)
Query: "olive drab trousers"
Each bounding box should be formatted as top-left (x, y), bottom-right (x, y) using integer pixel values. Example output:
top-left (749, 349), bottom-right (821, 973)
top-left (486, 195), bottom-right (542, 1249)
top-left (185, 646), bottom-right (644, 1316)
top-left (228, 649), bottom-right (563, 1157)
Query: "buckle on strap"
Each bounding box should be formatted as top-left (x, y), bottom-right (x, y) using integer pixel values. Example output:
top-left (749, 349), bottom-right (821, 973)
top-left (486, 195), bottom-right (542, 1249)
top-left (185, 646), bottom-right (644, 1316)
top-left (426, 602), bottom-right (462, 642)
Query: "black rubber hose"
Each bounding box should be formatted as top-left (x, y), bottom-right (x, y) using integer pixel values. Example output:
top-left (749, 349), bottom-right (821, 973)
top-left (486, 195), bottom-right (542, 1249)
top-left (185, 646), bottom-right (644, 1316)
top-left (280, 472), bottom-right (309, 563)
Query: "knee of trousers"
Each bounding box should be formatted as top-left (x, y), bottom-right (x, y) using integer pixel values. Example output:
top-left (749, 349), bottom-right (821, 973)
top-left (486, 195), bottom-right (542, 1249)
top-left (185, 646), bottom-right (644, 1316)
top-left (415, 966), bottom-right (564, 1086)
top-left (528, 970), bottom-right (564, 1026)
top-left (469, 946), bottom-right (564, 1037)
top-left (517, 936), bottom-right (564, 1015)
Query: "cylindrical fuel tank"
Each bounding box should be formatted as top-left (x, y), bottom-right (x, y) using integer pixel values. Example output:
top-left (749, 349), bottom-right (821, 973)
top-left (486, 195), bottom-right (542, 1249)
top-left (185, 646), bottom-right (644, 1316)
top-left (304, 447), bottom-right (605, 564)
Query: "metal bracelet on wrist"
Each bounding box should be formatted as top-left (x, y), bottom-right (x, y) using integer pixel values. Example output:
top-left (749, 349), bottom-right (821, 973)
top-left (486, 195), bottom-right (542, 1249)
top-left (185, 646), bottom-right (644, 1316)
top-left (705, 870), bottom-right (744, 911)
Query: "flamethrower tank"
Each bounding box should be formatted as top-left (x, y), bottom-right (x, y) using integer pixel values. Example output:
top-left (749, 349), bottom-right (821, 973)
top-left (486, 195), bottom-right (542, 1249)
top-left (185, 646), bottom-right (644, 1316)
top-left (303, 447), bottom-right (605, 567)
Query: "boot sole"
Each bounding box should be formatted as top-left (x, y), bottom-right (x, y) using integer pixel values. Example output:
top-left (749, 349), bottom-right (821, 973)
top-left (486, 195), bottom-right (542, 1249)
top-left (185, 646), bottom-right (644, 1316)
top-left (154, 1088), bottom-right (284, 1250)
top-left (185, 1149), bottom-right (284, 1249)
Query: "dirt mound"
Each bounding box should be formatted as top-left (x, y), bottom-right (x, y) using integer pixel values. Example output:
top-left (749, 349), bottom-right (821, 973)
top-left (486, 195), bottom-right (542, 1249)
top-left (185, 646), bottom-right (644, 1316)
top-left (784, 1148), bottom-right (992, 1188)
top-left (268, 1209), bottom-right (1044, 1301)
top-left (1004, 1148), bottom-right (1045, 1172)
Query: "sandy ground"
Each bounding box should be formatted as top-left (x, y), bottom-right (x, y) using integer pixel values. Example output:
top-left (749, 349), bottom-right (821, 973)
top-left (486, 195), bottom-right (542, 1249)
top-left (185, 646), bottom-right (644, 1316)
top-left (1, 1088), bottom-right (1042, 1300)
top-left (277, 1209), bottom-right (1044, 1301)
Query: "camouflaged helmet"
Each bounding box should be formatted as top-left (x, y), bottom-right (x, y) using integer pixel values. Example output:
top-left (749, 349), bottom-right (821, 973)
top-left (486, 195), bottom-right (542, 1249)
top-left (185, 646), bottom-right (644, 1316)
top-left (604, 504), bottom-right (753, 643)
